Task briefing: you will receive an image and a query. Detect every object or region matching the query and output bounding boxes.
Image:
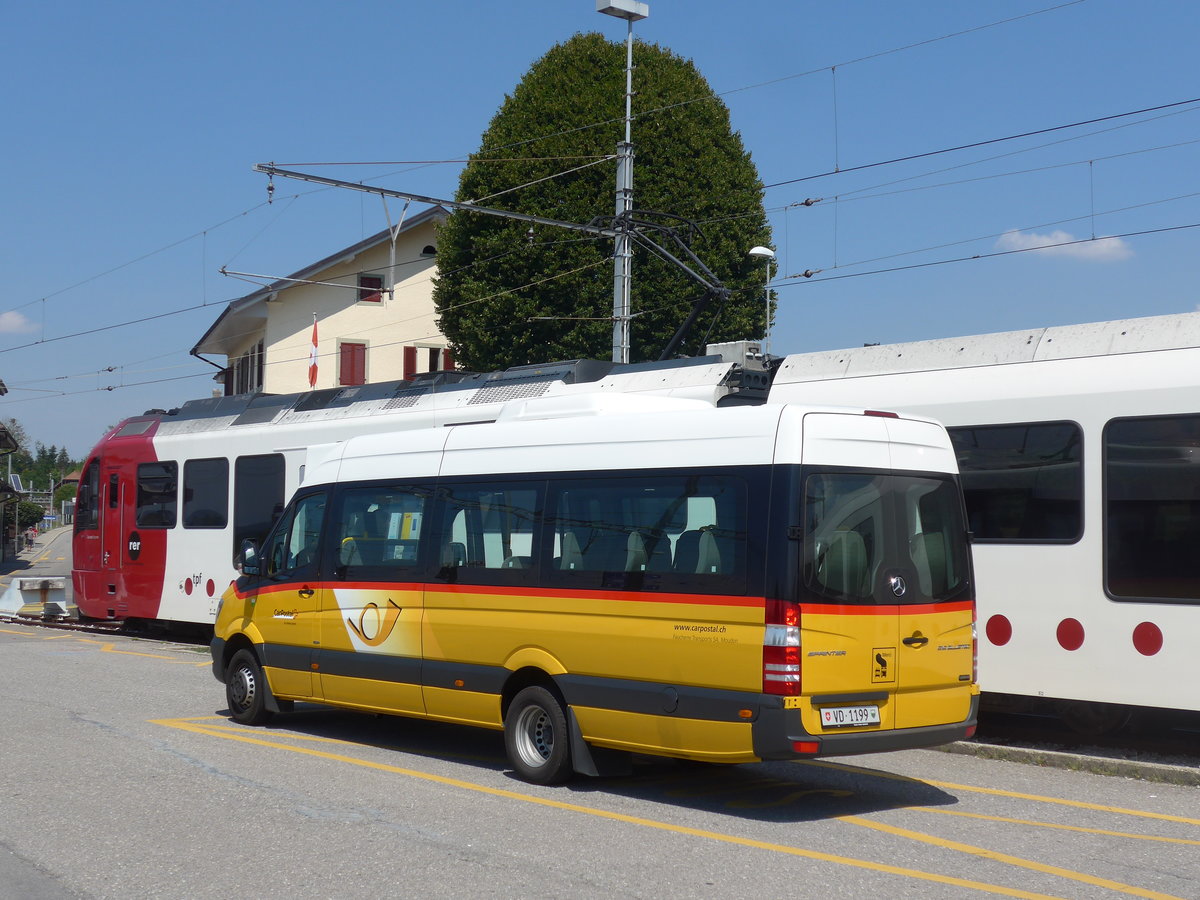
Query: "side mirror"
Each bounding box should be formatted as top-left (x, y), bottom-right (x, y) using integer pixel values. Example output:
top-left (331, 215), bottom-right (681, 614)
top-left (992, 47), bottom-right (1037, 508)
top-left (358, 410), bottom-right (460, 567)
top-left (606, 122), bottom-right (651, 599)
top-left (240, 539), bottom-right (261, 576)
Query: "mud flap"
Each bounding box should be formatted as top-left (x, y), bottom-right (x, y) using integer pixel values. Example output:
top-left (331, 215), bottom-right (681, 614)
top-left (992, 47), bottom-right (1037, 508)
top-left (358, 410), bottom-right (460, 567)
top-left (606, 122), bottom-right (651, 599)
top-left (568, 708), bottom-right (632, 777)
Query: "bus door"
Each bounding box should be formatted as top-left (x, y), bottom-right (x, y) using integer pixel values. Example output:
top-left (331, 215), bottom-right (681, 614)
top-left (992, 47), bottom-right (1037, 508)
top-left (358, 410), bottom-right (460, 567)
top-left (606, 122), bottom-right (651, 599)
top-left (318, 485), bottom-right (429, 715)
top-left (249, 490), bottom-right (328, 699)
top-left (890, 474), bottom-right (975, 728)
top-left (801, 471), bottom-right (974, 732)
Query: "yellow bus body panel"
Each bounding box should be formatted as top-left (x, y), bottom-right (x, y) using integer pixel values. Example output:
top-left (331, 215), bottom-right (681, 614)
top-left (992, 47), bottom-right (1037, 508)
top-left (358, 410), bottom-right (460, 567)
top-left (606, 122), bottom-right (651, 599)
top-left (573, 706), bottom-right (757, 763)
top-left (422, 687), bottom-right (503, 729)
top-left (318, 674), bottom-right (424, 715)
top-left (423, 588), bottom-right (764, 692)
top-left (796, 603), bottom-right (975, 736)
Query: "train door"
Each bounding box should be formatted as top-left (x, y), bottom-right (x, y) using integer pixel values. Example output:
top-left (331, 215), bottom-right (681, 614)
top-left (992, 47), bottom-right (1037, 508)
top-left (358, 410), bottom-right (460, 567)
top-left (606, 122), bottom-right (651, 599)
top-left (318, 484), bottom-right (429, 715)
top-left (101, 466), bottom-right (127, 615)
top-left (72, 460), bottom-right (102, 572)
top-left (247, 489), bottom-right (328, 699)
top-left (799, 470), bottom-right (975, 732)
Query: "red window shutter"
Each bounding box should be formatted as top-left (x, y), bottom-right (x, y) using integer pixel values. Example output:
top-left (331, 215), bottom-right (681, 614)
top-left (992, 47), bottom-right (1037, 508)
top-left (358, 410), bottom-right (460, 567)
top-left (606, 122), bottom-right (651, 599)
top-left (403, 345), bottom-right (417, 381)
top-left (340, 343), bottom-right (366, 386)
top-left (442, 348), bottom-right (454, 371)
top-left (358, 274), bottom-right (384, 303)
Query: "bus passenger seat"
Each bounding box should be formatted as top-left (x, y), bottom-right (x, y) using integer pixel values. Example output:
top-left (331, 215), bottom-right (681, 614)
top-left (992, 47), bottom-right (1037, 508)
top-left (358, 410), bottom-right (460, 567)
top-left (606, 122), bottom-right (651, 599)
top-left (673, 529), bottom-right (722, 574)
top-left (625, 532), bottom-right (648, 571)
top-left (912, 532), bottom-right (948, 595)
top-left (695, 530), bottom-right (722, 574)
top-left (640, 531), bottom-right (673, 571)
top-left (340, 537), bottom-right (362, 567)
top-left (441, 541), bottom-right (466, 569)
top-left (820, 530), bottom-right (869, 598)
top-left (559, 532), bottom-right (583, 570)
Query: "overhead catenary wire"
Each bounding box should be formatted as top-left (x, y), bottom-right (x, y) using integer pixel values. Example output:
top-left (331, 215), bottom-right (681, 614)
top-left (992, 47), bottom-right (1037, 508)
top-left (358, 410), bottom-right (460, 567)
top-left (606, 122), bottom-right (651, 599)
top-left (773, 222), bottom-right (1200, 288)
top-left (5, 0), bottom-right (1186, 400)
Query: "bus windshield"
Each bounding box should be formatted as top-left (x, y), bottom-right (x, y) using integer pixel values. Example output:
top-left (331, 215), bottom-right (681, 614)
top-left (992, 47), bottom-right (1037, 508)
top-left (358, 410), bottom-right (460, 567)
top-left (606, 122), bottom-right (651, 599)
top-left (803, 471), bottom-right (969, 605)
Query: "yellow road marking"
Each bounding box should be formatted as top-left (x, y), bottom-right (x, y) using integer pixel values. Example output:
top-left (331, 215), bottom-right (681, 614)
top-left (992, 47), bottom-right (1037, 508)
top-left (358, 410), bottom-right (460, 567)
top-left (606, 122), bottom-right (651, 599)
top-left (154, 716), bottom-right (1062, 900)
top-left (840, 815), bottom-right (1185, 900)
top-left (918, 807), bottom-right (1200, 846)
top-left (802, 760), bottom-right (1200, 827)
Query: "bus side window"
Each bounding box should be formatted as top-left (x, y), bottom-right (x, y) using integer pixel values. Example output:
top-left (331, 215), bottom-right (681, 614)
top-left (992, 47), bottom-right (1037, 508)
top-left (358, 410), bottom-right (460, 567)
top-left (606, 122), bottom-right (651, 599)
top-left (261, 492), bottom-right (325, 579)
top-left (334, 486), bottom-right (430, 578)
top-left (439, 484), bottom-right (541, 579)
top-left (548, 474), bottom-right (748, 592)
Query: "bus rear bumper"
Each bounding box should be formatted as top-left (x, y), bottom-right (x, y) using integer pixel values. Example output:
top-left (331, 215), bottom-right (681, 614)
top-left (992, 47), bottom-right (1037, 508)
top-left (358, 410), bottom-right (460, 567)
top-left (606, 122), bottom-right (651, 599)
top-left (753, 694), bottom-right (980, 759)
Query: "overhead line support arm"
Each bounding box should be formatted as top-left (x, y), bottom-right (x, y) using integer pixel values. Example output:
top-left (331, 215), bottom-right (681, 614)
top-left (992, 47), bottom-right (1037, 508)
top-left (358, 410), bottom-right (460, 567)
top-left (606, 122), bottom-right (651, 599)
top-left (253, 164), bottom-right (618, 238)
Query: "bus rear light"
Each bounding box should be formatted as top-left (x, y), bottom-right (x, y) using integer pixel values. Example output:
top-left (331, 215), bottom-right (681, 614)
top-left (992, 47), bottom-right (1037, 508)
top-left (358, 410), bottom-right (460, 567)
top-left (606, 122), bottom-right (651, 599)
top-left (792, 740), bottom-right (820, 754)
top-left (764, 601), bottom-right (801, 696)
top-left (972, 620), bottom-right (979, 684)
top-left (863, 409), bottom-right (900, 418)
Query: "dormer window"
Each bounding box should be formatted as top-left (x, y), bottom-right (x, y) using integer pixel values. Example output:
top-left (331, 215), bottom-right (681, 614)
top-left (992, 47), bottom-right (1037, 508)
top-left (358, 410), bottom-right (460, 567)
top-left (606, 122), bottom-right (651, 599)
top-left (358, 274), bottom-right (384, 303)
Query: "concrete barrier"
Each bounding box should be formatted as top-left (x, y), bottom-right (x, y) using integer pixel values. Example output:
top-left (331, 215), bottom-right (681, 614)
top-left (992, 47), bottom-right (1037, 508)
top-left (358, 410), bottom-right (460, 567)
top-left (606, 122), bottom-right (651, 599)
top-left (0, 577), bottom-right (73, 619)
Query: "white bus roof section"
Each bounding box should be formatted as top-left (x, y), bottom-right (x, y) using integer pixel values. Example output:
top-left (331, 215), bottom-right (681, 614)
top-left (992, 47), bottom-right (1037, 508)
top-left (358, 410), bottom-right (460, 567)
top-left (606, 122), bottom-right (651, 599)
top-left (798, 412), bottom-right (956, 473)
top-left (303, 398), bottom-right (958, 486)
top-left (772, 311), bottom-right (1200, 386)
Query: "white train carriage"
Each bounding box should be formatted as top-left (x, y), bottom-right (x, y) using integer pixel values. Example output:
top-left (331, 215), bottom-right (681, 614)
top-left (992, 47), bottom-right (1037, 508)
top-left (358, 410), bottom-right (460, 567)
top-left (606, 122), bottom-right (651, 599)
top-left (769, 312), bottom-right (1200, 729)
top-left (73, 355), bottom-right (765, 629)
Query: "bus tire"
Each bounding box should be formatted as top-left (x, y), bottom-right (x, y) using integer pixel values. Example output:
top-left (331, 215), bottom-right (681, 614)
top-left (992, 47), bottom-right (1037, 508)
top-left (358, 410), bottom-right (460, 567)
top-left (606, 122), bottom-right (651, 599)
top-left (226, 649), bottom-right (274, 726)
top-left (505, 686), bottom-right (572, 785)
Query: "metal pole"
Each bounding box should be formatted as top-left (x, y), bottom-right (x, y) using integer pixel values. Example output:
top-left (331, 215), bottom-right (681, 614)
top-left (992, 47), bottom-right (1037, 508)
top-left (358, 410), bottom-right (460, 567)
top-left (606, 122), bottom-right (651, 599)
top-left (763, 257), bottom-right (771, 356)
top-left (611, 17), bottom-right (635, 364)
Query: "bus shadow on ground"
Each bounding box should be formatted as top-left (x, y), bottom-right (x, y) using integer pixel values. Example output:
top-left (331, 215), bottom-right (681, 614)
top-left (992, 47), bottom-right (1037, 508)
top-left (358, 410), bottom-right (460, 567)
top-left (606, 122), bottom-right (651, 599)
top-left (221, 704), bottom-right (959, 823)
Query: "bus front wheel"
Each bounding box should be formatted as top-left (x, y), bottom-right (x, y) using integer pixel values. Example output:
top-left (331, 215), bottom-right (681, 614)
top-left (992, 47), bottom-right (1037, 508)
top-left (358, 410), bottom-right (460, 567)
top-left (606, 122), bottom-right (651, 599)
top-left (505, 686), bottom-right (572, 785)
top-left (226, 649), bottom-right (274, 726)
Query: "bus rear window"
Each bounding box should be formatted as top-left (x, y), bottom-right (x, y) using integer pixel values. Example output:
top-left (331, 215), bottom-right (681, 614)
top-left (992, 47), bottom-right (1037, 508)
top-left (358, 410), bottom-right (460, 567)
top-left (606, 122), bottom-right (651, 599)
top-left (804, 472), bottom-right (969, 604)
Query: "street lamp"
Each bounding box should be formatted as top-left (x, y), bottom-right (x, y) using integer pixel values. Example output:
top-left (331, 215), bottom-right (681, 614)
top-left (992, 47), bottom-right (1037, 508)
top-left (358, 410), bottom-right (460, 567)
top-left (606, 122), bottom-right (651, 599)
top-left (748, 246), bottom-right (775, 356)
top-left (597, 0), bottom-right (649, 364)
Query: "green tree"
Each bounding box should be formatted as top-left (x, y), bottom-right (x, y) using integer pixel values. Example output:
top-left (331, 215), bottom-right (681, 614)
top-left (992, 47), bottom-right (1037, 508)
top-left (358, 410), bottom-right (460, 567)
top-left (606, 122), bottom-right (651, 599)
top-left (433, 33), bottom-right (772, 371)
top-left (14, 500), bottom-right (45, 531)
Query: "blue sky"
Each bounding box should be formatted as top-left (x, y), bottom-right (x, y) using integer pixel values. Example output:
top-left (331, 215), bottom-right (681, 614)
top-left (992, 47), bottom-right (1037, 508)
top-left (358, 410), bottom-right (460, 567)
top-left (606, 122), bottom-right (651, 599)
top-left (3, 0), bottom-right (1197, 458)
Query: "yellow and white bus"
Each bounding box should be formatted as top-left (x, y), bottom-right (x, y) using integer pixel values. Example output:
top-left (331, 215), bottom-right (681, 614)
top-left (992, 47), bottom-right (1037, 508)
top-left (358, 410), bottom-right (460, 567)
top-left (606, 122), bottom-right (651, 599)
top-left (211, 394), bottom-right (977, 783)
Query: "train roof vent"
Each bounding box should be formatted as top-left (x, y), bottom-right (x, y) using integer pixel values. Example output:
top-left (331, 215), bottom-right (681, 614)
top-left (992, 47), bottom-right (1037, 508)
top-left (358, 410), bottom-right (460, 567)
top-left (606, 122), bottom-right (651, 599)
top-left (383, 383), bottom-right (435, 410)
top-left (468, 377), bottom-right (557, 405)
top-left (486, 359), bottom-right (614, 386)
top-left (232, 394), bottom-right (294, 426)
top-left (293, 387), bottom-right (348, 413)
top-left (115, 419), bottom-right (156, 437)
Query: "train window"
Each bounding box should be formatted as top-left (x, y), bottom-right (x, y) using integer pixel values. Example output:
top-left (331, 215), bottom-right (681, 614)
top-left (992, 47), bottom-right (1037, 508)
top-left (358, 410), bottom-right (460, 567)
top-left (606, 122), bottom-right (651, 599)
top-left (233, 454), bottom-right (285, 561)
top-left (545, 473), bottom-right (748, 594)
top-left (183, 458), bottom-right (229, 529)
top-left (136, 461), bottom-right (177, 529)
top-left (949, 422), bottom-right (1082, 542)
top-left (75, 461), bottom-right (100, 531)
top-left (332, 485), bottom-right (430, 579)
top-left (1105, 414), bottom-right (1200, 603)
top-left (438, 483), bottom-right (541, 584)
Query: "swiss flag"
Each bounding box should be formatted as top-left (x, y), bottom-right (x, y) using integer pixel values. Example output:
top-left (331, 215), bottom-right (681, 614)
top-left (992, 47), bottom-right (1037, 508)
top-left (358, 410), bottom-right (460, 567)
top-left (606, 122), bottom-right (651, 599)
top-left (308, 314), bottom-right (318, 388)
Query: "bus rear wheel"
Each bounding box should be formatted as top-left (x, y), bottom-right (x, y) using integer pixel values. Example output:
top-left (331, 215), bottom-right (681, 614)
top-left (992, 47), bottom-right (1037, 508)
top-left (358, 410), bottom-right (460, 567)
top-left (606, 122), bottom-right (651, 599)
top-left (226, 649), bottom-right (274, 726)
top-left (505, 686), bottom-right (572, 785)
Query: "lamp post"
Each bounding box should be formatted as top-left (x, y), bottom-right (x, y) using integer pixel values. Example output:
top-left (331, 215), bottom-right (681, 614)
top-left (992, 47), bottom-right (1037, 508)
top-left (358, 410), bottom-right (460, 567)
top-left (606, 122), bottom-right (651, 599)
top-left (748, 246), bottom-right (775, 356)
top-left (597, 0), bottom-right (649, 364)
